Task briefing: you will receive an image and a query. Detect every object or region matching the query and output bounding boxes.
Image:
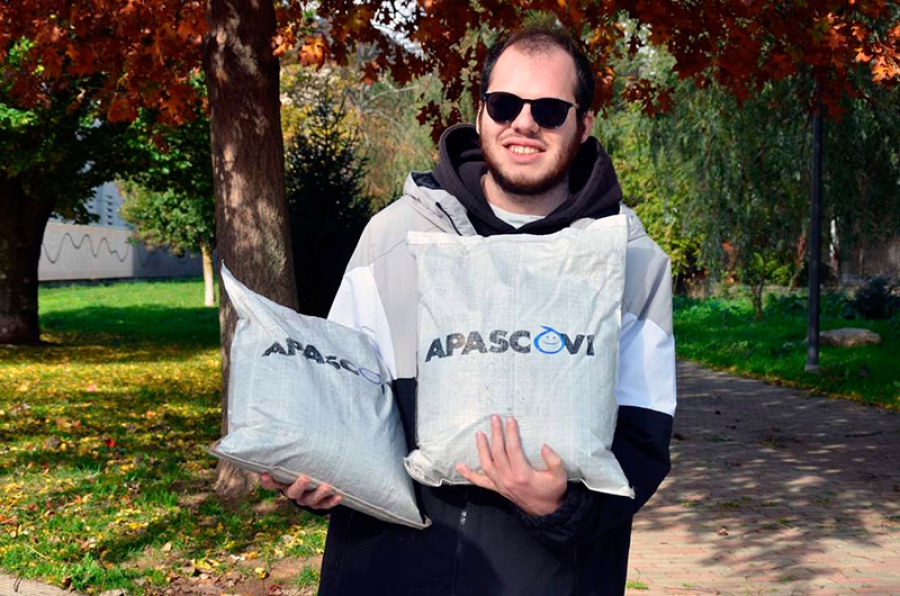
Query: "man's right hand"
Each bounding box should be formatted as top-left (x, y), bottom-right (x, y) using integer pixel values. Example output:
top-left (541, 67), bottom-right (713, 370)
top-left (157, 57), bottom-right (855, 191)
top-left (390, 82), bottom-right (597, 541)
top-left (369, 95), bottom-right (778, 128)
top-left (260, 473), bottom-right (343, 510)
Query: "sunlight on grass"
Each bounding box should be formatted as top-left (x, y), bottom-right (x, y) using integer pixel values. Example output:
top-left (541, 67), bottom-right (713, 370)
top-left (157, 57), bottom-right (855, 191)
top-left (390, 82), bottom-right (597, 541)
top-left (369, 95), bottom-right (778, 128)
top-left (0, 279), bottom-right (327, 594)
top-left (6, 279), bottom-right (895, 593)
top-left (674, 292), bottom-right (899, 410)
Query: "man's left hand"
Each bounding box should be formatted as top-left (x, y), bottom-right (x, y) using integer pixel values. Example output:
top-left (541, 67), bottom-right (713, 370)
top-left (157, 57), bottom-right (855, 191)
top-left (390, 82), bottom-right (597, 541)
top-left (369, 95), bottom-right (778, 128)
top-left (456, 415), bottom-right (567, 516)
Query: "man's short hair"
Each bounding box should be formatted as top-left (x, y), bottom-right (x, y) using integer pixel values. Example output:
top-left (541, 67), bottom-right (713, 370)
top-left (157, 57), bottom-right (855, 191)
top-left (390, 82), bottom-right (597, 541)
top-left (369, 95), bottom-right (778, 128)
top-left (479, 26), bottom-right (595, 118)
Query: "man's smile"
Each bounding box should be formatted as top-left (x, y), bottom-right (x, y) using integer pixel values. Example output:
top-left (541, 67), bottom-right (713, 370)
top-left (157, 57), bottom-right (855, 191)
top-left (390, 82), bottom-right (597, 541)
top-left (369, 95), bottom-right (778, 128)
top-left (508, 145), bottom-right (541, 155)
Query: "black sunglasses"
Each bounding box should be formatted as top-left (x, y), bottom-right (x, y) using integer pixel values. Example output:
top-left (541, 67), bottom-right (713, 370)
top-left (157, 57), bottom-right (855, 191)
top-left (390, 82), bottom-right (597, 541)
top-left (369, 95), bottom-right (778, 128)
top-left (482, 92), bottom-right (579, 129)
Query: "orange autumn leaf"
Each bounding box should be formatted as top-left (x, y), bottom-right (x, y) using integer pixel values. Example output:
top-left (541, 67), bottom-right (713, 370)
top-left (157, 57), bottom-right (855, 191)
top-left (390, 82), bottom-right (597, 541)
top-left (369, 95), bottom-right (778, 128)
top-left (299, 35), bottom-right (327, 68)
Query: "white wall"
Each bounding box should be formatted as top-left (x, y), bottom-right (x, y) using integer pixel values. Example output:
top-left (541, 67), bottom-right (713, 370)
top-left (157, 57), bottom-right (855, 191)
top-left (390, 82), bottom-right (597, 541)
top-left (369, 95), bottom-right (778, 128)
top-left (39, 222), bottom-right (201, 282)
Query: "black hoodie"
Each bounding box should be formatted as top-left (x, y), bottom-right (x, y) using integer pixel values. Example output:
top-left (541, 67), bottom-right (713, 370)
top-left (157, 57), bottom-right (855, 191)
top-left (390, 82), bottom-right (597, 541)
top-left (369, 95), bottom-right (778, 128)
top-left (317, 123), bottom-right (674, 596)
top-left (432, 124), bottom-right (622, 236)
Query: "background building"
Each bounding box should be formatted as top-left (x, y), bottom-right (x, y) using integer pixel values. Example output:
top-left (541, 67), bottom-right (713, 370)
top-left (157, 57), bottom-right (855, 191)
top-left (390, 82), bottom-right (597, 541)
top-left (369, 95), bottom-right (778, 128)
top-left (39, 183), bottom-right (202, 282)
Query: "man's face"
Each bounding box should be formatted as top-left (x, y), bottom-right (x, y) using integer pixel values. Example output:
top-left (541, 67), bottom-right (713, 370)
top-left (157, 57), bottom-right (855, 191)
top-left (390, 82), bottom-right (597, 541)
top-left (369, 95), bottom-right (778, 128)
top-left (477, 45), bottom-right (593, 199)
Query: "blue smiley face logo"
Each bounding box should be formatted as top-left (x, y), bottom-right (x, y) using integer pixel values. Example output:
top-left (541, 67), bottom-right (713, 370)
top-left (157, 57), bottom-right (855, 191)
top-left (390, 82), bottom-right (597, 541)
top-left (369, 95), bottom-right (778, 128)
top-left (534, 326), bottom-right (566, 354)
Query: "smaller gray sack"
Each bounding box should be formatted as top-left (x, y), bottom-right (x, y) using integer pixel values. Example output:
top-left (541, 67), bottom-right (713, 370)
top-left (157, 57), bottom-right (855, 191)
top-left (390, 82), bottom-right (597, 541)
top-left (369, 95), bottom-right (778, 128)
top-left (209, 265), bottom-right (428, 529)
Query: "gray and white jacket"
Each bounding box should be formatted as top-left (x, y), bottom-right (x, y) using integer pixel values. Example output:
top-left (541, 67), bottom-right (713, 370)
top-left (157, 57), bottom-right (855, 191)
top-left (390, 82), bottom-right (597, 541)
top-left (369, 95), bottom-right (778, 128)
top-left (320, 126), bottom-right (676, 596)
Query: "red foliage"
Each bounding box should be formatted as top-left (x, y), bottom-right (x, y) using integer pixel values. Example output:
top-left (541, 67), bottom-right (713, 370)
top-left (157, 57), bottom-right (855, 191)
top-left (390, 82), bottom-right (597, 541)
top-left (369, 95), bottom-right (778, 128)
top-left (301, 0), bottom-right (899, 127)
top-left (1, 0), bottom-right (206, 124)
top-left (2, 0), bottom-right (897, 127)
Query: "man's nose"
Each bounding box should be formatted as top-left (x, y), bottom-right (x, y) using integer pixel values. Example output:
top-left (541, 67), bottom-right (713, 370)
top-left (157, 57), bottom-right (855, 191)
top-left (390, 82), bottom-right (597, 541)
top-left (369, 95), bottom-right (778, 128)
top-left (510, 103), bottom-right (540, 134)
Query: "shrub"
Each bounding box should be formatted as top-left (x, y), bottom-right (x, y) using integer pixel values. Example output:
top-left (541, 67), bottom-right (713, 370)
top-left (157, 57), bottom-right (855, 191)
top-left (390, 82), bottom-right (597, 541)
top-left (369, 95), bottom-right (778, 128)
top-left (763, 293), bottom-right (807, 318)
top-left (852, 276), bottom-right (896, 320)
top-left (823, 290), bottom-right (856, 320)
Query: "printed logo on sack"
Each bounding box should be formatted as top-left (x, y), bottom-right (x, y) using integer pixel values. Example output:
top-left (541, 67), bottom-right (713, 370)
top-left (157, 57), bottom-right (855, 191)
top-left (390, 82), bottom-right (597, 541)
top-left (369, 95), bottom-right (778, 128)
top-left (262, 337), bottom-right (384, 385)
top-left (424, 326), bottom-right (595, 363)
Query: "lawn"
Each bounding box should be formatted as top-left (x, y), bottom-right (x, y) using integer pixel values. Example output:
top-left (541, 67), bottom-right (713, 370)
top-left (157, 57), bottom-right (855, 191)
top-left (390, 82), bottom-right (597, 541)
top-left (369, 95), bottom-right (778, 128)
top-left (2, 279), bottom-right (896, 594)
top-left (0, 279), bottom-right (327, 595)
top-left (674, 291), bottom-right (899, 410)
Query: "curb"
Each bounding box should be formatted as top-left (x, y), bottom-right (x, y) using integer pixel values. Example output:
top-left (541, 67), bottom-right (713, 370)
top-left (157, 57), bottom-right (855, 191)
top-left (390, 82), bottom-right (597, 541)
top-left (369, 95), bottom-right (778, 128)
top-left (0, 575), bottom-right (85, 596)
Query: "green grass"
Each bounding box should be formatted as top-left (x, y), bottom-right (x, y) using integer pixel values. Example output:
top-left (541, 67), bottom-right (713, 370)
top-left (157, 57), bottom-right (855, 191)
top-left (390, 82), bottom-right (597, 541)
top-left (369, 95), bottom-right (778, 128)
top-left (3, 279), bottom-right (896, 593)
top-left (38, 280), bottom-right (220, 345)
top-left (0, 279), bottom-right (327, 594)
top-left (674, 292), bottom-right (899, 410)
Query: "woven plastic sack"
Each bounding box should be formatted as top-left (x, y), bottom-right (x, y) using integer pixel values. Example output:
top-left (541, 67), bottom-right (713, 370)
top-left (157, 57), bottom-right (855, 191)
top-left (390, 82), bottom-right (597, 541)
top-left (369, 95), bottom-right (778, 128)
top-left (209, 265), bottom-right (428, 529)
top-left (404, 215), bottom-right (634, 498)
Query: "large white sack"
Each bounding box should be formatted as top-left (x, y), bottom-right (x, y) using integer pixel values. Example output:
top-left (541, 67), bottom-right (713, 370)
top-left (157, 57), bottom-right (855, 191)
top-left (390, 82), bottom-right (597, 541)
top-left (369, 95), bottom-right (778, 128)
top-left (404, 215), bottom-right (634, 498)
top-left (209, 265), bottom-right (428, 529)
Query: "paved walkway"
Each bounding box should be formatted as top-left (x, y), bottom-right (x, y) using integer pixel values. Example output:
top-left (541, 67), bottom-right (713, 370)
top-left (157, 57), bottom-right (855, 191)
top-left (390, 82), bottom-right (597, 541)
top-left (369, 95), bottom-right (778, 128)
top-left (628, 361), bottom-right (900, 596)
top-left (0, 576), bottom-right (78, 596)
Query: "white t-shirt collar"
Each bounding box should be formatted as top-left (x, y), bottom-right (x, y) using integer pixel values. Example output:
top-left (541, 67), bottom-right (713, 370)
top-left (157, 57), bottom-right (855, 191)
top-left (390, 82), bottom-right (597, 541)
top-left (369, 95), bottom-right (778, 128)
top-left (488, 202), bottom-right (544, 229)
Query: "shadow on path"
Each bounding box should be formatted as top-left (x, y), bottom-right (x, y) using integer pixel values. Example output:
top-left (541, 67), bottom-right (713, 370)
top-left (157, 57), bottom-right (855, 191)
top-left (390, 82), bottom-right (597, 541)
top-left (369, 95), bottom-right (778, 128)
top-left (629, 361), bottom-right (900, 595)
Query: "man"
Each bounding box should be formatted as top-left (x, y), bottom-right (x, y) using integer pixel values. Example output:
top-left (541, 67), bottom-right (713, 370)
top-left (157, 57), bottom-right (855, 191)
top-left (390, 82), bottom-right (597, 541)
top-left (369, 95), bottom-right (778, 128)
top-left (262, 25), bottom-right (676, 596)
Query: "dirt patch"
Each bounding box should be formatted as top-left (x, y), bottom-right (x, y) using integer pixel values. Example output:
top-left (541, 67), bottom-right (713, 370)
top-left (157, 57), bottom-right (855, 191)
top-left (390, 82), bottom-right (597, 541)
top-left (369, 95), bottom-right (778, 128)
top-left (148, 556), bottom-right (321, 596)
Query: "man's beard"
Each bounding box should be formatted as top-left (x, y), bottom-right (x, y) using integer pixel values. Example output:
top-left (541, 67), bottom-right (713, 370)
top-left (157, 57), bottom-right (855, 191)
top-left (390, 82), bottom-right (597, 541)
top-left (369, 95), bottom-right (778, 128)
top-left (482, 123), bottom-right (585, 197)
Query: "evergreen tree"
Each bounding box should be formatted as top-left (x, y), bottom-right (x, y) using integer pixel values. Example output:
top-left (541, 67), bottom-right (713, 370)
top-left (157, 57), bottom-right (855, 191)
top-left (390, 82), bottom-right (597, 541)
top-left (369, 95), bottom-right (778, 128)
top-left (285, 91), bottom-right (372, 317)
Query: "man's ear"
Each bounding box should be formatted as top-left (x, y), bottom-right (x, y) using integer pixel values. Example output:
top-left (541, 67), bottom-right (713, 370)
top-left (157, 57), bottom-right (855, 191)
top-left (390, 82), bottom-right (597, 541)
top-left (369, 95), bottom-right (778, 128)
top-left (580, 112), bottom-right (595, 143)
top-left (476, 103), bottom-right (484, 135)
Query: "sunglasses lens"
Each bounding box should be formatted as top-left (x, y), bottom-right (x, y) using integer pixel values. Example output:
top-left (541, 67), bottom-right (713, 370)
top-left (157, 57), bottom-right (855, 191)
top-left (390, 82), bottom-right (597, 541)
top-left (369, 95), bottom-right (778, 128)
top-left (484, 93), bottom-right (574, 129)
top-left (531, 98), bottom-right (571, 128)
top-left (486, 93), bottom-right (524, 123)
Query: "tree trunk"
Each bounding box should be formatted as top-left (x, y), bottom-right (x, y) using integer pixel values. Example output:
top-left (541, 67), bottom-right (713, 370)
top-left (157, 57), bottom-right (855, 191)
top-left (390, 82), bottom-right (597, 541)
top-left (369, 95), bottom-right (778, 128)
top-left (204, 0), bottom-right (298, 497)
top-left (201, 243), bottom-right (216, 307)
top-left (0, 176), bottom-right (55, 345)
top-left (751, 282), bottom-right (765, 320)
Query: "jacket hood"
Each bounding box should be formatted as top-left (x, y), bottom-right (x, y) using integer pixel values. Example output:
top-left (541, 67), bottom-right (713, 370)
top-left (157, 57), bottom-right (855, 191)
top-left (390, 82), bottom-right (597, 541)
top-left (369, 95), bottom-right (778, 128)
top-left (430, 124), bottom-right (622, 236)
